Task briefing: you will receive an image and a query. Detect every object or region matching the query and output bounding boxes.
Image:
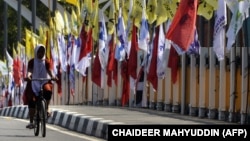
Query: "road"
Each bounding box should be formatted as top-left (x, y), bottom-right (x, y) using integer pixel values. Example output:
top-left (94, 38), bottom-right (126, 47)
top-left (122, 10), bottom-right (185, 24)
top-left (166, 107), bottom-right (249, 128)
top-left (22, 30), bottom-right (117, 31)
top-left (0, 116), bottom-right (105, 141)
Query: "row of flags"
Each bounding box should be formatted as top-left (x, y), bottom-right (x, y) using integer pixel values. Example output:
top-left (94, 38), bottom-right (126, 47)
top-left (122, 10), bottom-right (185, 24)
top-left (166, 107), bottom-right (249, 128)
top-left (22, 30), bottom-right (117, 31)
top-left (0, 0), bottom-right (250, 106)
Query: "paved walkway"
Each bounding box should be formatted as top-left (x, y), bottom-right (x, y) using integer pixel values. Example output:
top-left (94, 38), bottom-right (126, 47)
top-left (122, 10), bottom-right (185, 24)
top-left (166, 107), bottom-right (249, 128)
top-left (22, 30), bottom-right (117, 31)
top-left (0, 105), bottom-right (238, 140)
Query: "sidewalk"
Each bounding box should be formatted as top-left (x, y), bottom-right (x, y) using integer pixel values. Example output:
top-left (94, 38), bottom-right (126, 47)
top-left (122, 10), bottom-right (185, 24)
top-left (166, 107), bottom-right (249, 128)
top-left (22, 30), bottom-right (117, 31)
top-left (0, 105), bottom-right (237, 140)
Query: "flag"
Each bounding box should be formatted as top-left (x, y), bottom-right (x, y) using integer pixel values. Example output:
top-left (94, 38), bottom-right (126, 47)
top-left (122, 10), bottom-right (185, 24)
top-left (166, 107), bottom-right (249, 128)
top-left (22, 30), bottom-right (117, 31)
top-left (225, 0), bottom-right (250, 50)
top-left (146, 0), bottom-right (157, 24)
top-left (25, 28), bottom-right (38, 59)
top-left (99, 11), bottom-right (108, 70)
top-left (92, 53), bottom-right (103, 88)
top-left (213, 0), bottom-right (227, 61)
top-left (106, 34), bottom-right (115, 87)
top-left (157, 24), bottom-right (167, 79)
top-left (128, 24), bottom-right (138, 80)
top-left (76, 24), bottom-right (93, 77)
top-left (115, 8), bottom-right (127, 62)
top-left (6, 50), bottom-right (13, 70)
top-left (54, 10), bottom-right (65, 33)
top-left (168, 45), bottom-right (179, 84)
top-left (156, 0), bottom-right (179, 26)
top-left (57, 33), bottom-right (68, 72)
top-left (198, 0), bottom-right (216, 20)
top-left (166, 0), bottom-right (198, 54)
top-left (58, 0), bottom-right (78, 6)
top-left (13, 48), bottom-right (22, 86)
top-left (121, 60), bottom-right (130, 106)
top-left (106, 34), bottom-right (118, 87)
top-left (187, 28), bottom-right (200, 56)
top-left (107, 1), bottom-right (116, 35)
top-left (0, 60), bottom-right (8, 76)
top-left (147, 26), bottom-right (159, 91)
top-left (130, 0), bottom-right (143, 28)
top-left (138, 3), bottom-right (150, 52)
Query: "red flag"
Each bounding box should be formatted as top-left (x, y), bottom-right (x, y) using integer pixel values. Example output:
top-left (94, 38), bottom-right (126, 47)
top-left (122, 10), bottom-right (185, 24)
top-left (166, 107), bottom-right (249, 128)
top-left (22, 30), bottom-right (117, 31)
top-left (128, 24), bottom-right (138, 79)
top-left (13, 58), bottom-right (22, 86)
top-left (92, 53), bottom-right (102, 87)
top-left (106, 34), bottom-right (115, 87)
top-left (166, 0), bottom-right (198, 52)
top-left (79, 25), bottom-right (93, 61)
top-left (168, 45), bottom-right (179, 84)
top-left (121, 60), bottom-right (130, 106)
top-left (113, 57), bottom-right (118, 86)
top-left (147, 26), bottom-right (159, 91)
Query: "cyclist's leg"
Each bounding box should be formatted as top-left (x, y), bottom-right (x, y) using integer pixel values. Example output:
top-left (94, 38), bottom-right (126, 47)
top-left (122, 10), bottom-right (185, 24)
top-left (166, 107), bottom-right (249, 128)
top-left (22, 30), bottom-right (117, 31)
top-left (26, 100), bottom-right (36, 128)
top-left (43, 90), bottom-right (52, 117)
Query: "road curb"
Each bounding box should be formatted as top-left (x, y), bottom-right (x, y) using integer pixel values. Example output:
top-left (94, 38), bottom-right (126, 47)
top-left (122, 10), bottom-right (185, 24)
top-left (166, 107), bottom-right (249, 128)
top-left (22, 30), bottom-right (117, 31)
top-left (0, 105), bottom-right (117, 140)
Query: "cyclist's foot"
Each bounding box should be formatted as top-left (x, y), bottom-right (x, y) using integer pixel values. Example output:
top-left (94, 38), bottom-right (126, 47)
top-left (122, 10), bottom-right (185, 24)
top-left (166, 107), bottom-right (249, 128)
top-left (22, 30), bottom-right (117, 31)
top-left (26, 123), bottom-right (35, 129)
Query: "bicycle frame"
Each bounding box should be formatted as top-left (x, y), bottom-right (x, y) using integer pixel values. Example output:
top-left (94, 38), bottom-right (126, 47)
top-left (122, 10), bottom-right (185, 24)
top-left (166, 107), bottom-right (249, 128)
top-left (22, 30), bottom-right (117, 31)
top-left (27, 78), bottom-right (53, 137)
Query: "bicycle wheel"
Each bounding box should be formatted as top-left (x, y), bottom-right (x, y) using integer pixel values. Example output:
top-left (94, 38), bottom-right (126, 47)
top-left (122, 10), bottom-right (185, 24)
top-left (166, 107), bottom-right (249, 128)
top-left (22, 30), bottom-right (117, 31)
top-left (34, 109), bottom-right (40, 136)
top-left (40, 99), bottom-right (46, 137)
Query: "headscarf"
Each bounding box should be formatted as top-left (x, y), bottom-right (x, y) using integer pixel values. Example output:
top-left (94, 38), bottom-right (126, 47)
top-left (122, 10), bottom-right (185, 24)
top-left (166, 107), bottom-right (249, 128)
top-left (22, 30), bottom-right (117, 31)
top-left (31, 44), bottom-right (49, 96)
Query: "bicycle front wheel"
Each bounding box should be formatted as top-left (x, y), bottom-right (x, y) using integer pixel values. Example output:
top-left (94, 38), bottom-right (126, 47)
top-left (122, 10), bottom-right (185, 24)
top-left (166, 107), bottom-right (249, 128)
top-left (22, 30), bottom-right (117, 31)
top-left (34, 109), bottom-right (40, 136)
top-left (40, 99), bottom-right (46, 137)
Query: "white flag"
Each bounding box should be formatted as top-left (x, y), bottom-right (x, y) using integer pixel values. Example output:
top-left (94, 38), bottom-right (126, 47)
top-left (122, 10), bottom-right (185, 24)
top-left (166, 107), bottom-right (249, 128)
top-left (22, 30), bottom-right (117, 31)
top-left (138, 0), bottom-right (150, 52)
top-left (225, 0), bottom-right (250, 50)
top-left (98, 11), bottom-right (108, 69)
top-left (157, 24), bottom-right (167, 79)
top-left (213, 0), bottom-right (227, 61)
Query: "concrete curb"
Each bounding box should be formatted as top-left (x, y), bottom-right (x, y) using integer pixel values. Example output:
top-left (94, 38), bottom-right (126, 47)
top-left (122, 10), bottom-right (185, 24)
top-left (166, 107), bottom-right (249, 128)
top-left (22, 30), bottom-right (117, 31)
top-left (0, 105), bottom-right (121, 140)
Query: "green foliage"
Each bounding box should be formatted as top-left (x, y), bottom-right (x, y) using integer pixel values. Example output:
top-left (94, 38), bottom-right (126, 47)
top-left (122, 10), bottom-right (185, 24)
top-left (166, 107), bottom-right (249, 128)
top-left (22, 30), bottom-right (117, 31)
top-left (0, 0), bottom-right (50, 60)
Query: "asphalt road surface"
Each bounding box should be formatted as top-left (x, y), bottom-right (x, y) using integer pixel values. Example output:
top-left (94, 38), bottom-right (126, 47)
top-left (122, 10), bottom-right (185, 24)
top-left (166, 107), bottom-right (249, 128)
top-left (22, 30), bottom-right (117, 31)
top-left (0, 116), bottom-right (105, 141)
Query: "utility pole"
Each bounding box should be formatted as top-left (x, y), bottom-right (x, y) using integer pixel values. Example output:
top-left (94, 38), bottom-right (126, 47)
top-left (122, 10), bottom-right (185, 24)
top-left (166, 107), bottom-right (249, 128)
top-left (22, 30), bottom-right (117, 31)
top-left (17, 0), bottom-right (22, 42)
top-left (32, 0), bottom-right (36, 33)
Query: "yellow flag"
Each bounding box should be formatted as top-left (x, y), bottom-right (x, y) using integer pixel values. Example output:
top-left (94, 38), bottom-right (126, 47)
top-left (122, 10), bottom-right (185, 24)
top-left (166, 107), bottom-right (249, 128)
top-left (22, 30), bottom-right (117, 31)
top-left (84, 0), bottom-right (92, 14)
top-left (131, 0), bottom-right (143, 27)
top-left (156, 0), bottom-right (179, 26)
top-left (122, 0), bottom-right (131, 28)
top-left (17, 42), bottom-right (25, 57)
top-left (71, 9), bottom-right (79, 36)
top-left (63, 10), bottom-right (70, 35)
top-left (54, 10), bottom-right (65, 32)
top-left (25, 28), bottom-right (39, 59)
top-left (198, 0), bottom-right (215, 20)
top-left (112, 0), bottom-right (119, 13)
top-left (146, 0), bottom-right (157, 24)
top-left (58, 0), bottom-right (78, 6)
top-left (107, 3), bottom-right (116, 35)
top-left (92, 0), bottom-right (99, 42)
top-left (205, 0), bottom-right (218, 10)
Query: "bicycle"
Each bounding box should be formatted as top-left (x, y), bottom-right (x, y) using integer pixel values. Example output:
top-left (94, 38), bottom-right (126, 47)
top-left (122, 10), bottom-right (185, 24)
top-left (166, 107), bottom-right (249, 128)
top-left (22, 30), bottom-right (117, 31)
top-left (24, 77), bottom-right (54, 137)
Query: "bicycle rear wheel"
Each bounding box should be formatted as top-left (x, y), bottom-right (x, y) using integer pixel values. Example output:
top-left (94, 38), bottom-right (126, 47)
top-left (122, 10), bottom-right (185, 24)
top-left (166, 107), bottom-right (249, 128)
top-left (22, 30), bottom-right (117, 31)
top-left (34, 110), bottom-right (40, 136)
top-left (40, 99), bottom-right (46, 137)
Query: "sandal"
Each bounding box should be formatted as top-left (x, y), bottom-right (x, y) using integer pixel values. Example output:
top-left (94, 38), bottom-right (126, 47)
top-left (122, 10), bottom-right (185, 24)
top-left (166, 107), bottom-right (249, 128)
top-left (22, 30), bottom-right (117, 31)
top-left (26, 123), bottom-right (35, 129)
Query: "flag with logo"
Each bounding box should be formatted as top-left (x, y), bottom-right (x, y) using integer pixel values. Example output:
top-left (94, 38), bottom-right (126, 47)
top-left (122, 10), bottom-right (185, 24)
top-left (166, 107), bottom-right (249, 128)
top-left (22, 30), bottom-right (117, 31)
top-left (213, 0), bottom-right (227, 61)
top-left (225, 0), bottom-right (250, 50)
top-left (166, 0), bottom-right (198, 54)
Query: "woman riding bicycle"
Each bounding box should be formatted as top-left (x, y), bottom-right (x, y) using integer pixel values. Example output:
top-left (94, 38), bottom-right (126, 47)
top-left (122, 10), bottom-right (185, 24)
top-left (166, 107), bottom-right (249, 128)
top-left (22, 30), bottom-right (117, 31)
top-left (23, 44), bottom-right (56, 129)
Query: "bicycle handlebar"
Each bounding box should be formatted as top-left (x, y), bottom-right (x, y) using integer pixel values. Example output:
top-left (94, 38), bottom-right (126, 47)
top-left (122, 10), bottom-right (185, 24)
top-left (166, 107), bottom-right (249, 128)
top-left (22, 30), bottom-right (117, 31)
top-left (24, 77), bottom-right (56, 81)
